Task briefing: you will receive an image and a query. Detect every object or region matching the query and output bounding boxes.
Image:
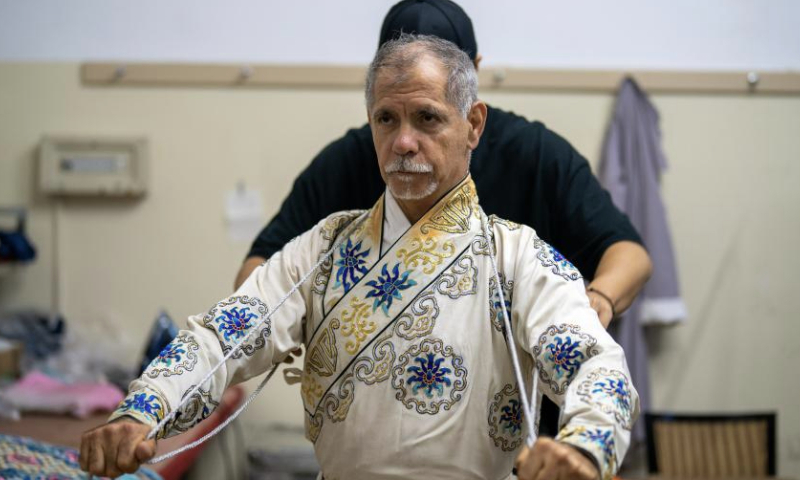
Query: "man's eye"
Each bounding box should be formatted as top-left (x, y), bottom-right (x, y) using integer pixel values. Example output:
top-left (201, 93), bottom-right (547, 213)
top-left (421, 113), bottom-right (437, 123)
top-left (377, 114), bottom-right (394, 125)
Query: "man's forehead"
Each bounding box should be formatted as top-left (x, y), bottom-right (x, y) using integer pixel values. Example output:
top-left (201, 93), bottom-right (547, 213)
top-left (372, 55), bottom-right (448, 106)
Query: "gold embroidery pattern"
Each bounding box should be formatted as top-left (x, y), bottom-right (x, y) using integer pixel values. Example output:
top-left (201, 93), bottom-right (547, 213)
top-left (339, 297), bottom-right (376, 355)
top-left (493, 216), bottom-right (522, 231)
top-left (320, 210), bottom-right (364, 243)
top-left (306, 323), bottom-right (339, 377)
top-left (395, 294), bottom-right (439, 340)
top-left (305, 412), bottom-right (323, 443)
top-left (301, 373), bottom-right (324, 407)
top-left (397, 237), bottom-right (456, 275)
top-left (420, 184), bottom-right (474, 235)
top-left (354, 334), bottom-right (396, 384)
top-left (435, 254), bottom-right (478, 299)
top-left (322, 374), bottom-right (355, 423)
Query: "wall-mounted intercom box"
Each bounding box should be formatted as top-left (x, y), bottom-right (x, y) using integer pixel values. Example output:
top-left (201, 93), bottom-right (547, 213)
top-left (39, 136), bottom-right (148, 197)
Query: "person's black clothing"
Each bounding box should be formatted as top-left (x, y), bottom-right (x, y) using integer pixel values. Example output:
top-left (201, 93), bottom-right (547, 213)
top-left (248, 105), bottom-right (641, 280)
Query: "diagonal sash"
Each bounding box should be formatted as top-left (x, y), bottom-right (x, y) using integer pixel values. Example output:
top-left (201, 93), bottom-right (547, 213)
top-left (303, 176), bottom-right (482, 415)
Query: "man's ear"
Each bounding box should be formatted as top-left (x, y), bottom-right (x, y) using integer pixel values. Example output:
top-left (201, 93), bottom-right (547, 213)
top-left (466, 101), bottom-right (488, 150)
top-left (473, 54), bottom-right (483, 72)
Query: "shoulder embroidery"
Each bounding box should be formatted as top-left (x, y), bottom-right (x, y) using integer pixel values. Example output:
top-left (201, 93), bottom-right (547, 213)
top-left (533, 237), bottom-right (582, 281)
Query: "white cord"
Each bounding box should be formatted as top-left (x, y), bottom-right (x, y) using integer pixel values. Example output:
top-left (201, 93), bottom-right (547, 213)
top-left (479, 210), bottom-right (537, 447)
top-left (147, 363), bottom-right (278, 464)
top-left (141, 208), bottom-right (539, 462)
top-left (143, 213), bottom-right (368, 448)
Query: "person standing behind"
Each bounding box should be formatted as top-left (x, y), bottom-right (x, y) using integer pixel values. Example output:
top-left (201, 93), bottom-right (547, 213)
top-left (235, 0), bottom-right (652, 436)
top-left (237, 0), bottom-right (651, 327)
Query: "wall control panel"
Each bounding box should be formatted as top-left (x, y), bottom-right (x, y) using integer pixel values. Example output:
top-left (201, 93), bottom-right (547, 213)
top-left (39, 136), bottom-right (148, 197)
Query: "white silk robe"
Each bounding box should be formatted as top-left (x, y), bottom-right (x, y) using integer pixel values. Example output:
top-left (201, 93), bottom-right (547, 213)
top-left (111, 176), bottom-right (639, 480)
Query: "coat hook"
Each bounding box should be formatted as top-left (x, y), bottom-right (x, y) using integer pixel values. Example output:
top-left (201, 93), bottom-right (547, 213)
top-left (113, 65), bottom-right (126, 81)
top-left (746, 71), bottom-right (760, 91)
top-left (239, 65), bottom-right (254, 82)
top-left (492, 69), bottom-right (506, 87)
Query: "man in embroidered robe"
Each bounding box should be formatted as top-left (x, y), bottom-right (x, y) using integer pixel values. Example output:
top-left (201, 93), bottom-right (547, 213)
top-left (81, 35), bottom-right (639, 480)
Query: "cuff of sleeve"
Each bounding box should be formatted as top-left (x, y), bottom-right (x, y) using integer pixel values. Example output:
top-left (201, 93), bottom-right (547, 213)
top-left (108, 387), bottom-right (170, 439)
top-left (556, 425), bottom-right (617, 480)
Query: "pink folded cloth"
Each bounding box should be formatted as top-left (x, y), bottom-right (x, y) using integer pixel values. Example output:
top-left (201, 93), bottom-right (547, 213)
top-left (0, 371), bottom-right (125, 418)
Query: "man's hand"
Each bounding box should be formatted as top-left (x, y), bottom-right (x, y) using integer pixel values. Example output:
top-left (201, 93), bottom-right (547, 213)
top-left (514, 437), bottom-right (599, 480)
top-left (80, 418), bottom-right (156, 478)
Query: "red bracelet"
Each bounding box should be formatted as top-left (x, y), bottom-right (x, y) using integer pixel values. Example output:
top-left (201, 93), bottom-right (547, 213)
top-left (587, 287), bottom-right (617, 318)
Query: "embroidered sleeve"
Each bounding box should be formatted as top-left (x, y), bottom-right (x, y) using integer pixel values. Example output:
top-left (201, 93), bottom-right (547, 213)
top-left (109, 219), bottom-right (331, 439)
top-left (503, 225), bottom-right (640, 480)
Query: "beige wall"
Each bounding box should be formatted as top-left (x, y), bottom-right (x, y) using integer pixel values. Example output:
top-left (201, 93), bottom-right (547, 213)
top-left (1, 63), bottom-right (799, 476)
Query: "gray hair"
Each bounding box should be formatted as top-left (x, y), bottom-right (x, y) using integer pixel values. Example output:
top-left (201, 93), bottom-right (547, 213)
top-left (365, 33), bottom-right (478, 118)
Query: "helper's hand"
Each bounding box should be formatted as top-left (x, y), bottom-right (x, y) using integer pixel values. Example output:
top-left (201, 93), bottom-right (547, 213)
top-left (514, 437), bottom-right (599, 480)
top-left (80, 418), bottom-right (156, 478)
top-left (586, 289), bottom-right (615, 328)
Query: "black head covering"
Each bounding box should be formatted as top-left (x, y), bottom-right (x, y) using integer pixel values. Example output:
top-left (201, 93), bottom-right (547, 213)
top-left (379, 0), bottom-right (478, 60)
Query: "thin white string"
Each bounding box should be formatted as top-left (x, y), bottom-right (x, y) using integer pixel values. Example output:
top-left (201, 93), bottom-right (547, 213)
top-left (479, 209), bottom-right (537, 447)
top-left (143, 213), bottom-right (368, 447)
top-left (138, 207), bottom-right (539, 466)
top-left (527, 367), bottom-right (539, 446)
top-left (147, 363), bottom-right (278, 464)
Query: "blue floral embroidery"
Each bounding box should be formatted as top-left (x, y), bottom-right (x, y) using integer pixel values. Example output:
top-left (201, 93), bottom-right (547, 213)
top-left (547, 335), bottom-right (585, 380)
top-left (407, 353), bottom-right (452, 398)
top-left (155, 342), bottom-right (186, 367)
top-left (334, 239), bottom-right (370, 293)
top-left (499, 399), bottom-right (523, 435)
top-left (550, 246), bottom-right (573, 269)
top-left (534, 325), bottom-right (599, 395)
top-left (492, 293), bottom-right (512, 326)
top-left (203, 297), bottom-right (270, 359)
top-left (145, 333), bottom-right (200, 379)
top-left (534, 237), bottom-right (582, 281)
top-left (488, 384), bottom-right (524, 451)
top-left (392, 339), bottom-right (467, 414)
top-left (214, 306), bottom-right (257, 342)
top-left (166, 388), bottom-right (219, 434)
top-left (577, 369), bottom-right (633, 430)
top-left (365, 263), bottom-right (417, 315)
top-left (593, 378), bottom-right (631, 413)
top-left (583, 428), bottom-right (615, 461)
top-left (558, 425), bottom-right (617, 479)
top-left (489, 274), bottom-right (513, 332)
top-left (120, 392), bottom-right (163, 420)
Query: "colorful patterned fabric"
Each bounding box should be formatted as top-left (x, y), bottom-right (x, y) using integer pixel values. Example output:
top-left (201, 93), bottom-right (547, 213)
top-left (111, 175), bottom-right (638, 480)
top-left (0, 434), bottom-right (162, 480)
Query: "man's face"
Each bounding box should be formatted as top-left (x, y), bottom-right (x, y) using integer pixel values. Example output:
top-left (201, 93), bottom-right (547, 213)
top-left (369, 56), bottom-right (480, 204)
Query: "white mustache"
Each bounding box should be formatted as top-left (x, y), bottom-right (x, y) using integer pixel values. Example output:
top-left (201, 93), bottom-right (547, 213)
top-left (385, 156), bottom-right (433, 174)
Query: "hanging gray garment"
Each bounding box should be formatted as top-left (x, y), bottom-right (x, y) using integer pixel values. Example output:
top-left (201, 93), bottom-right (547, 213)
top-left (599, 78), bottom-right (687, 443)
